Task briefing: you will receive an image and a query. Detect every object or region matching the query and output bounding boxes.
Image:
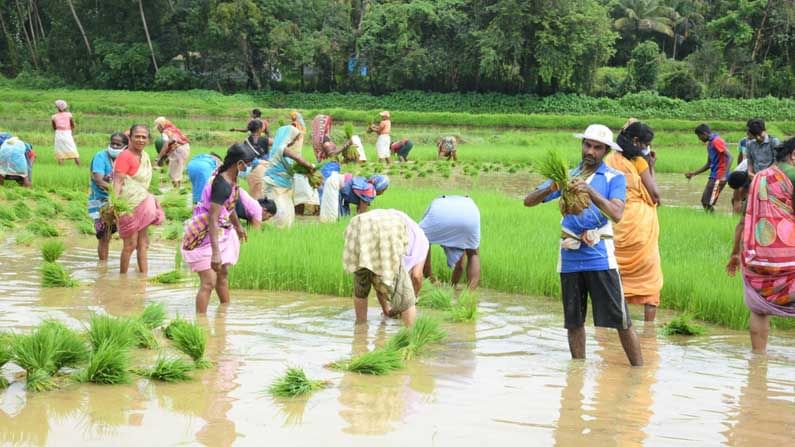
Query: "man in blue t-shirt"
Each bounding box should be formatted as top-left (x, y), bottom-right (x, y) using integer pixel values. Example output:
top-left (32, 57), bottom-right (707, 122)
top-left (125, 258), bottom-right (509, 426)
top-left (88, 132), bottom-right (127, 261)
top-left (524, 124), bottom-right (643, 366)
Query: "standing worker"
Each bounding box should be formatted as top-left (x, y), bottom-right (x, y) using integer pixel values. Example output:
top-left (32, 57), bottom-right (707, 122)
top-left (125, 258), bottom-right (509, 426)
top-left (371, 111), bottom-right (391, 164)
top-left (154, 117), bottom-right (191, 189)
top-left (52, 100), bottom-right (80, 166)
top-left (524, 124), bottom-right (643, 367)
top-left (744, 118), bottom-right (779, 177)
top-left (88, 132), bottom-right (128, 261)
top-left (686, 124), bottom-right (732, 212)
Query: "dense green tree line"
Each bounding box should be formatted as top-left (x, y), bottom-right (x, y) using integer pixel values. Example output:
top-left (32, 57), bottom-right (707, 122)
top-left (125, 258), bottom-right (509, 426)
top-left (0, 0), bottom-right (793, 99)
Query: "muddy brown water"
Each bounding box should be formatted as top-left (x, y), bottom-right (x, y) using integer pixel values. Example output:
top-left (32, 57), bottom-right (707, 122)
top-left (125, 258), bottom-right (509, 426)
top-left (0, 238), bottom-right (793, 446)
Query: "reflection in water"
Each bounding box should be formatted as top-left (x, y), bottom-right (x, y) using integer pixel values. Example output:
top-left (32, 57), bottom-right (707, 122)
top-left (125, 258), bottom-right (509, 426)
top-left (724, 357), bottom-right (795, 446)
top-left (554, 325), bottom-right (660, 446)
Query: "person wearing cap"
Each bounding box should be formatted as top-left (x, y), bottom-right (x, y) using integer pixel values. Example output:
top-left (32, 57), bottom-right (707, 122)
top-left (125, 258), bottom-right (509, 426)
top-left (319, 173), bottom-right (389, 222)
top-left (606, 121), bottom-right (663, 322)
top-left (181, 143), bottom-right (256, 314)
top-left (51, 99), bottom-right (80, 166)
top-left (371, 111), bottom-right (392, 164)
top-left (419, 195), bottom-right (481, 290)
top-left (686, 124), bottom-right (732, 212)
top-left (154, 116), bottom-right (191, 189)
top-left (0, 135), bottom-right (35, 187)
top-left (524, 124), bottom-right (642, 366)
top-left (343, 209), bottom-right (428, 327)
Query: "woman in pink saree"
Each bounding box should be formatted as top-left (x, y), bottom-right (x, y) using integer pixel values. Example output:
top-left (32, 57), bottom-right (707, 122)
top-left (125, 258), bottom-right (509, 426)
top-left (727, 137), bottom-right (795, 352)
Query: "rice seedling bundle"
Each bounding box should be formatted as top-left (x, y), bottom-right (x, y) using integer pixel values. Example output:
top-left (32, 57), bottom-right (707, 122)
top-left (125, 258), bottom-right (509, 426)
top-left (87, 314), bottom-right (136, 350)
top-left (417, 284), bottom-right (454, 310)
top-left (108, 188), bottom-right (132, 219)
top-left (139, 302), bottom-right (167, 329)
top-left (77, 220), bottom-right (95, 235)
top-left (37, 203), bottom-right (58, 218)
top-left (0, 206), bottom-right (16, 222)
top-left (343, 122), bottom-right (354, 140)
top-left (74, 340), bottom-right (131, 385)
top-left (534, 151), bottom-right (590, 215)
top-left (41, 262), bottom-right (77, 288)
top-left (15, 231), bottom-right (34, 245)
top-left (150, 270), bottom-right (184, 285)
top-left (131, 320), bottom-right (159, 349)
top-left (269, 367), bottom-right (328, 398)
top-left (449, 291), bottom-right (478, 323)
top-left (163, 224), bottom-right (181, 240)
top-left (135, 356), bottom-right (193, 382)
top-left (661, 315), bottom-right (707, 336)
top-left (64, 206), bottom-right (86, 222)
top-left (163, 317), bottom-right (190, 340)
top-left (165, 205), bottom-right (193, 222)
top-left (11, 330), bottom-right (59, 391)
top-left (29, 219), bottom-right (59, 237)
top-left (330, 348), bottom-right (404, 375)
top-left (169, 321), bottom-right (212, 368)
top-left (290, 163), bottom-right (326, 189)
top-left (0, 333), bottom-right (11, 388)
top-left (402, 316), bottom-right (446, 359)
top-left (41, 240), bottom-right (65, 262)
top-left (38, 320), bottom-right (89, 370)
top-left (14, 202), bottom-right (31, 220)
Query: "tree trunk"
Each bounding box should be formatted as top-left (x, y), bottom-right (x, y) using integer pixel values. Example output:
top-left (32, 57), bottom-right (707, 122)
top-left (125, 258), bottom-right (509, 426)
top-left (0, 11), bottom-right (19, 72)
top-left (14, 0), bottom-right (38, 68)
top-left (67, 0), bottom-right (92, 55)
top-left (241, 36), bottom-right (262, 90)
top-left (33, 0), bottom-right (45, 38)
top-left (751, 0), bottom-right (774, 63)
top-left (138, 0), bottom-right (159, 73)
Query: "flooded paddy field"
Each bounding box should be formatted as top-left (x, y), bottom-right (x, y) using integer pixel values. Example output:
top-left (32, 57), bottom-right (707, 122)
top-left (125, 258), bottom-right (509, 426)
top-left (1, 239), bottom-right (792, 446)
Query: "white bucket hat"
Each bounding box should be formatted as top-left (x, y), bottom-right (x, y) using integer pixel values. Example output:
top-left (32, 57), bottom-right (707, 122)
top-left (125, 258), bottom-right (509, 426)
top-left (574, 124), bottom-right (621, 151)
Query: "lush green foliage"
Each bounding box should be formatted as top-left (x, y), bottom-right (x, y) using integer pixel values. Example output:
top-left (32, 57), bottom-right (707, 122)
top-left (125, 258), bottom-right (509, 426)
top-left (269, 367), bottom-right (327, 398)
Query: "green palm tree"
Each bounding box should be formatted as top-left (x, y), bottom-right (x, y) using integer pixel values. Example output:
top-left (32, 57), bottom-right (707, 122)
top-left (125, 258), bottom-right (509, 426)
top-left (613, 0), bottom-right (675, 40)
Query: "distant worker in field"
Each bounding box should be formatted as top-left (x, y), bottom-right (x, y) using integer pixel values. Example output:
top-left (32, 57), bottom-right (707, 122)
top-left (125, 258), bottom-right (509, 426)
top-left (686, 124), bottom-right (732, 212)
top-left (437, 136), bottom-right (458, 161)
top-left (154, 117), bottom-right (191, 189)
top-left (186, 152), bottom-right (222, 204)
top-left (419, 195), bottom-right (481, 290)
top-left (727, 138), bottom-right (795, 352)
top-left (343, 209), bottom-right (428, 327)
top-left (243, 119), bottom-right (270, 199)
top-left (370, 111), bottom-right (391, 164)
top-left (311, 114), bottom-right (341, 162)
top-left (230, 108), bottom-right (267, 135)
top-left (181, 144), bottom-right (255, 314)
top-left (262, 125), bottom-right (316, 228)
top-left (744, 118), bottom-right (779, 177)
top-left (606, 121), bottom-right (663, 322)
top-left (391, 138), bottom-right (414, 162)
top-left (523, 124), bottom-right (643, 366)
top-left (88, 132), bottom-right (128, 261)
top-left (52, 100), bottom-right (80, 166)
top-left (0, 134), bottom-right (35, 188)
top-left (319, 174), bottom-right (390, 222)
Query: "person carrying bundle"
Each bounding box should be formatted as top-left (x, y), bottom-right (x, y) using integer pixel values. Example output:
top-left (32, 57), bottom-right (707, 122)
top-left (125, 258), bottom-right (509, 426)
top-left (262, 125), bottom-right (316, 228)
top-left (154, 116), bottom-right (191, 188)
top-left (419, 195), bottom-right (481, 290)
top-left (343, 209), bottom-right (428, 326)
top-left (524, 124), bottom-right (642, 367)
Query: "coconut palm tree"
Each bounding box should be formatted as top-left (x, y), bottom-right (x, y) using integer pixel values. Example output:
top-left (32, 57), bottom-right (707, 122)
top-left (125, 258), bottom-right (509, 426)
top-left (137, 0), bottom-right (159, 72)
top-left (66, 0), bottom-right (91, 55)
top-left (613, 0), bottom-right (675, 40)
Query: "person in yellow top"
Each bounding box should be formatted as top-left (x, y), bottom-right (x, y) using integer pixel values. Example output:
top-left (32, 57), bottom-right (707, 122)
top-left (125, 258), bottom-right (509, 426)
top-left (605, 120), bottom-right (663, 322)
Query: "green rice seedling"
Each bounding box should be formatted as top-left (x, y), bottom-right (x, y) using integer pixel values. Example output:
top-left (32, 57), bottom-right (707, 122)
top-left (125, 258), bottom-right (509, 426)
top-left (36, 203), bottom-right (57, 218)
top-left (0, 333), bottom-right (12, 388)
top-left (344, 122), bottom-right (354, 139)
top-left (661, 315), bottom-right (707, 336)
top-left (13, 201), bottom-right (31, 219)
top-left (74, 340), bottom-right (131, 385)
top-left (29, 219), bottom-right (59, 237)
top-left (11, 330), bottom-right (59, 391)
top-left (25, 368), bottom-right (58, 392)
top-left (131, 320), bottom-right (159, 349)
top-left (38, 320), bottom-right (89, 370)
top-left (77, 220), bottom-right (95, 235)
top-left (64, 206), bottom-right (86, 222)
top-left (403, 316), bottom-right (446, 359)
top-left (135, 356), bottom-right (193, 382)
top-left (108, 188), bottom-right (132, 216)
top-left (3, 187), bottom-right (22, 200)
top-left (169, 322), bottom-right (211, 368)
top-left (163, 224), bottom-right (181, 240)
top-left (160, 194), bottom-right (188, 209)
top-left (15, 231), bottom-right (35, 245)
top-left (41, 262), bottom-right (77, 288)
top-left (534, 150), bottom-right (589, 215)
top-left (269, 367), bottom-right (328, 398)
top-left (449, 291), bottom-right (478, 323)
top-left (41, 239), bottom-right (65, 262)
top-left (0, 218), bottom-right (14, 229)
top-left (165, 206), bottom-right (193, 222)
top-left (139, 302), bottom-right (167, 329)
top-left (150, 270), bottom-right (184, 284)
top-left (87, 314), bottom-right (136, 350)
top-left (417, 284), bottom-right (453, 310)
top-left (330, 348), bottom-right (404, 375)
top-left (163, 317), bottom-right (190, 340)
top-left (0, 206), bottom-right (16, 222)
top-left (385, 327), bottom-right (412, 352)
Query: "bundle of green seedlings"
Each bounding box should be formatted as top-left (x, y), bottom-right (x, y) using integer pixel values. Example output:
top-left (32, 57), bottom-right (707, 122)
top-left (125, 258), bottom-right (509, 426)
top-left (329, 347), bottom-right (404, 375)
top-left (150, 270), bottom-right (184, 284)
top-left (385, 316), bottom-right (447, 360)
top-left (268, 367), bottom-right (328, 398)
top-left (448, 290), bottom-right (478, 323)
top-left (77, 314), bottom-right (138, 384)
top-left (417, 283), bottom-right (454, 310)
top-left (168, 320), bottom-right (212, 368)
top-left (11, 320), bottom-right (88, 391)
top-left (0, 333), bottom-right (10, 388)
top-left (534, 150), bottom-right (590, 215)
top-left (661, 315), bottom-right (708, 336)
top-left (107, 188), bottom-right (132, 222)
top-left (342, 123), bottom-right (359, 161)
top-left (289, 162), bottom-right (326, 189)
top-left (40, 240), bottom-right (77, 288)
top-left (134, 356), bottom-right (194, 382)
top-left (29, 219), bottom-right (59, 237)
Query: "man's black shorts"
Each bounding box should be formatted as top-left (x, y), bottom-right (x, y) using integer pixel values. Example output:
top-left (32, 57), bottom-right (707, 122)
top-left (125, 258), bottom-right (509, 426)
top-left (560, 269), bottom-right (631, 330)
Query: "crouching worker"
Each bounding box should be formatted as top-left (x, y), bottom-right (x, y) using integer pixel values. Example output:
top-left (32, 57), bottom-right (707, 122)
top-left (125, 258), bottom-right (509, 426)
top-left (181, 144), bottom-right (255, 314)
top-left (419, 195), bottom-right (481, 289)
top-left (0, 135), bottom-right (35, 187)
top-left (235, 190), bottom-right (277, 230)
top-left (343, 209), bottom-right (429, 327)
